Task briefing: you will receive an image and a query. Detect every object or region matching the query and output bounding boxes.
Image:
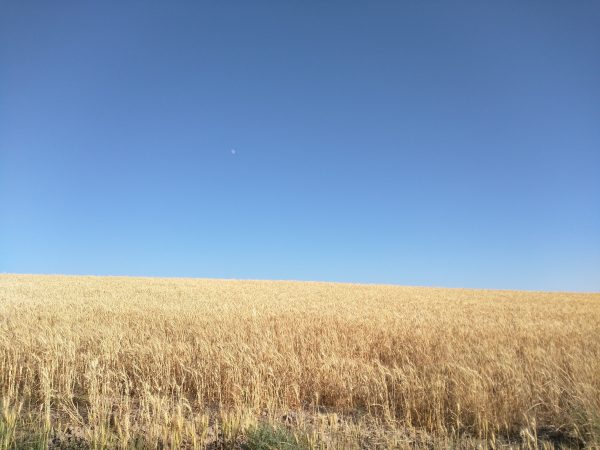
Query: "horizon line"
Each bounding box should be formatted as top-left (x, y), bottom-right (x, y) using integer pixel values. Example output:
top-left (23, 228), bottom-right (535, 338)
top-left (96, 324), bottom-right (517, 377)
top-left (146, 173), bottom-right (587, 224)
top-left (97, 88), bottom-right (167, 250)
top-left (2, 272), bottom-right (599, 295)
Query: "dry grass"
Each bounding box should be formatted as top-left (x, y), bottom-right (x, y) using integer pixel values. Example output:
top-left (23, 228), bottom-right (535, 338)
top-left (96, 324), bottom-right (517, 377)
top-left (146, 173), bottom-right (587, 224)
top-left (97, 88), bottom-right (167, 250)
top-left (1, 274), bottom-right (599, 449)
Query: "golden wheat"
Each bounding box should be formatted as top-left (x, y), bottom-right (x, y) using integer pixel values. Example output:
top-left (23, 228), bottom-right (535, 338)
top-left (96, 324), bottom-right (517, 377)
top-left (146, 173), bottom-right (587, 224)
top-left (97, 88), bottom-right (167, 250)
top-left (1, 274), bottom-right (599, 448)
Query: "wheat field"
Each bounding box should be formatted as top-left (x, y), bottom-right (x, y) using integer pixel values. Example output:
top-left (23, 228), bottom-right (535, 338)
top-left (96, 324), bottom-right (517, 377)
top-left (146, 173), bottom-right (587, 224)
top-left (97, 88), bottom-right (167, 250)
top-left (0, 274), bottom-right (599, 449)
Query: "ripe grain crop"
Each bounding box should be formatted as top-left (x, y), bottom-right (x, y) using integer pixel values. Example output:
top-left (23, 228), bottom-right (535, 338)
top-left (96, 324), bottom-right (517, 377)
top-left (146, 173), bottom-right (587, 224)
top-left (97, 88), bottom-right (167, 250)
top-left (1, 274), bottom-right (599, 449)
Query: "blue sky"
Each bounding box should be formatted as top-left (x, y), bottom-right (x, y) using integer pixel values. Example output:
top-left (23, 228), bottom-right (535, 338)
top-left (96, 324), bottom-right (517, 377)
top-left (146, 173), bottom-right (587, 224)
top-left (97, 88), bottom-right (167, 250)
top-left (1, 2), bottom-right (599, 291)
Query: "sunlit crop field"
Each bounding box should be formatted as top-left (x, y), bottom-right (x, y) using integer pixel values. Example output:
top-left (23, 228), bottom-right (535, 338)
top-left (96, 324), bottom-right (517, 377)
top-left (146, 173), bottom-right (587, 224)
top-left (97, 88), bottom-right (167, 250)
top-left (1, 274), bottom-right (599, 449)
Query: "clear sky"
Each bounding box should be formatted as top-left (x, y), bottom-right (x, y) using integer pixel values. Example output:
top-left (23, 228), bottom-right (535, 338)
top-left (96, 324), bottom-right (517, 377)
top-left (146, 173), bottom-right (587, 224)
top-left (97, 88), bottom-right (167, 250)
top-left (1, 2), bottom-right (599, 291)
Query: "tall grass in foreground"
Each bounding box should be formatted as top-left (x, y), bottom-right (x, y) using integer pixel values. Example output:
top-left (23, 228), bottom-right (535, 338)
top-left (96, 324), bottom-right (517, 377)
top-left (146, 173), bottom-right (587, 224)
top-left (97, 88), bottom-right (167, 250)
top-left (1, 274), bottom-right (599, 449)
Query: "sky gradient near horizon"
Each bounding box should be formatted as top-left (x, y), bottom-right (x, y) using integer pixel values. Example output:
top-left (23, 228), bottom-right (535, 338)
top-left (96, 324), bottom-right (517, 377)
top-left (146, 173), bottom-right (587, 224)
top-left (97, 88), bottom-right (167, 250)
top-left (1, 2), bottom-right (599, 291)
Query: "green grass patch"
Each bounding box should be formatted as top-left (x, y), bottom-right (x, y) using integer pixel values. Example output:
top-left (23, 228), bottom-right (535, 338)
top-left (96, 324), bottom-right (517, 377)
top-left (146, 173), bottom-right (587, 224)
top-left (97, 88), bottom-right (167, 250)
top-left (246, 423), bottom-right (309, 450)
